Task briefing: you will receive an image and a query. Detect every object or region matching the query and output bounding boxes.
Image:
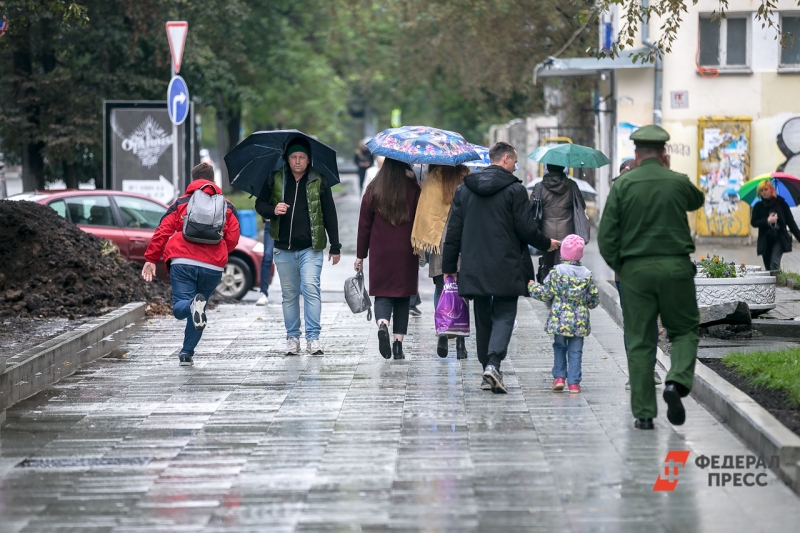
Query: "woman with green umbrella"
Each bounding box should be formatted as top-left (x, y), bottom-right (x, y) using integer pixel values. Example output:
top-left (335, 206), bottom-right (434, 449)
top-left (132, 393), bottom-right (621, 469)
top-left (528, 143), bottom-right (607, 278)
top-left (750, 179), bottom-right (800, 271)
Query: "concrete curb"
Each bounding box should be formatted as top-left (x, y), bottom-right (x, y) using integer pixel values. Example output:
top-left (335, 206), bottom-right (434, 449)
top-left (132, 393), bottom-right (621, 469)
top-left (751, 319), bottom-right (800, 338)
top-left (597, 280), bottom-right (800, 494)
top-left (0, 302), bottom-right (146, 412)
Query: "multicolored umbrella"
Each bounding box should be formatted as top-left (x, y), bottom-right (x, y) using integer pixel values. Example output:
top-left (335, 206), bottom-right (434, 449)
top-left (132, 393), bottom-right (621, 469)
top-left (528, 143), bottom-right (610, 169)
top-left (737, 172), bottom-right (800, 206)
top-left (464, 144), bottom-right (518, 170)
top-left (464, 144), bottom-right (491, 169)
top-left (367, 126), bottom-right (481, 165)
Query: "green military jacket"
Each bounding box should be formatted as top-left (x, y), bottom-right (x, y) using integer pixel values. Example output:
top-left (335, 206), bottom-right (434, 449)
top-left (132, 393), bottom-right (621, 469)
top-left (268, 169), bottom-right (327, 251)
top-left (598, 158), bottom-right (705, 273)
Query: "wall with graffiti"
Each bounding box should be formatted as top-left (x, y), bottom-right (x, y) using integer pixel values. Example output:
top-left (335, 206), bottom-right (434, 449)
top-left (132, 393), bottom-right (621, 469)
top-left (696, 117), bottom-right (752, 237)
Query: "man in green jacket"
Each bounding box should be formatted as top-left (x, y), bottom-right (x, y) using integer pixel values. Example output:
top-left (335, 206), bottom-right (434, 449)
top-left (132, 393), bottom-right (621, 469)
top-left (255, 139), bottom-right (341, 356)
top-left (598, 125), bottom-right (705, 430)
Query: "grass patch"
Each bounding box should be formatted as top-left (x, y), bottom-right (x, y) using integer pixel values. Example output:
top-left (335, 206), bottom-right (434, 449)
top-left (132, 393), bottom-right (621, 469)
top-left (775, 270), bottom-right (800, 288)
top-left (722, 348), bottom-right (800, 406)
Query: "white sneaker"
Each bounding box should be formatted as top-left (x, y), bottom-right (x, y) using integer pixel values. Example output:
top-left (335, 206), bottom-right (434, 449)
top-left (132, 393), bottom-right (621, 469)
top-left (190, 294), bottom-right (207, 332)
top-left (286, 337), bottom-right (300, 355)
top-left (256, 294), bottom-right (268, 306)
top-left (307, 339), bottom-right (324, 355)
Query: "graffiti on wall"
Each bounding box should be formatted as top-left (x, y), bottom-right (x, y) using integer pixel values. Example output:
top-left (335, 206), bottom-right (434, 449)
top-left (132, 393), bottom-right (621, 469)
top-left (696, 117), bottom-right (751, 237)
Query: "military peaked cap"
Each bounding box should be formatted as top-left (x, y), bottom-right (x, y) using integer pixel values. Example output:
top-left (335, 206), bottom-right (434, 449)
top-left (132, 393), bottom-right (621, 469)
top-left (630, 125), bottom-right (670, 144)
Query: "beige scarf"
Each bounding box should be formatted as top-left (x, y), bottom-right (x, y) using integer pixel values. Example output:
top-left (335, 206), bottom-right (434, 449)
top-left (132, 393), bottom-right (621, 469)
top-left (411, 174), bottom-right (450, 255)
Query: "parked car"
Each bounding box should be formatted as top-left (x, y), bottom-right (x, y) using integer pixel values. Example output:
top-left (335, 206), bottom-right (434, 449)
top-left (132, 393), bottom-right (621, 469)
top-left (8, 190), bottom-right (265, 300)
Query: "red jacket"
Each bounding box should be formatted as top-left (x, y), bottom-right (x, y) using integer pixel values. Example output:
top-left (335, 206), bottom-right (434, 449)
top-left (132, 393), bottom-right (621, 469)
top-left (144, 179), bottom-right (240, 268)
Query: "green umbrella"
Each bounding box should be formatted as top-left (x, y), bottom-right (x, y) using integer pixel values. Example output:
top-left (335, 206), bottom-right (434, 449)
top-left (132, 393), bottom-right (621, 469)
top-left (528, 143), bottom-right (611, 169)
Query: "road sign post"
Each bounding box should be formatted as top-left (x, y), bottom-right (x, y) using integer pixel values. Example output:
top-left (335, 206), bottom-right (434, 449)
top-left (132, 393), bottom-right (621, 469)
top-left (166, 21), bottom-right (188, 198)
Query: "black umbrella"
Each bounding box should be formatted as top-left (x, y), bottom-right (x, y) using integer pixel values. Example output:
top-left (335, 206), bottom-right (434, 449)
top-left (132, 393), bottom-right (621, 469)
top-left (224, 130), bottom-right (340, 197)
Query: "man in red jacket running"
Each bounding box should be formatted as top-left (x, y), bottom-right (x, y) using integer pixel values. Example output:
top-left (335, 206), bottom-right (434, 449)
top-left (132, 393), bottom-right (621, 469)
top-left (141, 163), bottom-right (241, 366)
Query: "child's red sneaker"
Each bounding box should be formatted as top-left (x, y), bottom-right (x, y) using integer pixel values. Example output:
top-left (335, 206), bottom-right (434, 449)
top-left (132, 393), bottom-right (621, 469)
top-left (568, 384), bottom-right (581, 394)
top-left (552, 378), bottom-right (565, 391)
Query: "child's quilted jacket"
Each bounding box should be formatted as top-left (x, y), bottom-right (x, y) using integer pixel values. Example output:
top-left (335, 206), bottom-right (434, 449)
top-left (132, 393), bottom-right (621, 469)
top-left (528, 260), bottom-right (599, 337)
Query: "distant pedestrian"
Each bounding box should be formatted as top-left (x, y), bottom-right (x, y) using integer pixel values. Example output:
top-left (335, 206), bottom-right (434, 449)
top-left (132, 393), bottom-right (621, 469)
top-left (529, 235), bottom-right (598, 394)
top-left (255, 139), bottom-right (341, 356)
top-left (356, 158), bottom-right (421, 360)
top-left (255, 216), bottom-right (274, 306)
top-left (412, 164), bottom-right (470, 359)
top-left (141, 163), bottom-right (241, 366)
top-left (531, 164), bottom-right (587, 277)
top-left (750, 179), bottom-right (800, 271)
top-left (354, 140), bottom-right (374, 194)
top-left (598, 125), bottom-right (705, 430)
top-left (363, 155), bottom-right (384, 196)
top-left (613, 160), bottom-right (662, 390)
top-left (443, 142), bottom-right (559, 393)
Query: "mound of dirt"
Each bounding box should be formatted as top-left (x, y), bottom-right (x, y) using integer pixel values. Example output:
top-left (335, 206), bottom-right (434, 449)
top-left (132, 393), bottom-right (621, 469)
top-left (0, 200), bottom-right (172, 318)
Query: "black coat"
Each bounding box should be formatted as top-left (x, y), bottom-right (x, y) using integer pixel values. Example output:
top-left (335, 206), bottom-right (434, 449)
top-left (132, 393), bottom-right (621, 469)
top-left (442, 166), bottom-right (551, 297)
top-left (751, 196), bottom-right (800, 255)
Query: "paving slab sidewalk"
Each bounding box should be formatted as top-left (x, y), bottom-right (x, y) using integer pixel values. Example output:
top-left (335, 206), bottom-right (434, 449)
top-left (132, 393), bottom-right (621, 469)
top-left (0, 296), bottom-right (798, 532)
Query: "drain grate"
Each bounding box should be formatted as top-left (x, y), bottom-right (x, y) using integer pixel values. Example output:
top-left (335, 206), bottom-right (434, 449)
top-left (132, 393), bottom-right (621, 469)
top-left (16, 457), bottom-right (152, 469)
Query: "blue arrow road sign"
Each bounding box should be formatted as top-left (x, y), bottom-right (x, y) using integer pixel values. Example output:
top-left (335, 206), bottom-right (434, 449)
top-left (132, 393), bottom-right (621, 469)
top-left (167, 75), bottom-right (189, 125)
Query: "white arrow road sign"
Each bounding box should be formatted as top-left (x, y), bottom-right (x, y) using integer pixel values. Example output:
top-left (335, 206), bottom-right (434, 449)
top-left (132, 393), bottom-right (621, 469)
top-left (167, 75), bottom-right (189, 125)
top-left (165, 21), bottom-right (188, 73)
top-left (122, 175), bottom-right (176, 205)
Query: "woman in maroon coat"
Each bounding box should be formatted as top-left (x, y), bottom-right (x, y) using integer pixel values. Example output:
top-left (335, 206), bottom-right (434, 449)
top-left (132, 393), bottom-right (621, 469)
top-left (355, 158), bottom-right (421, 360)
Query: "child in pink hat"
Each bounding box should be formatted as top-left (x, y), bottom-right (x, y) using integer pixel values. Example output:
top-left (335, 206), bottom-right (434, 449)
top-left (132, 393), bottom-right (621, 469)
top-left (528, 234), bottom-right (599, 393)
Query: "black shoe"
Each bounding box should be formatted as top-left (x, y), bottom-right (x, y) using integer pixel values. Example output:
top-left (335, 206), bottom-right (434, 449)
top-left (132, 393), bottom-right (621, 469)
top-left (456, 336), bottom-right (467, 360)
top-left (409, 305), bottom-right (422, 317)
top-left (178, 352), bottom-right (193, 366)
top-left (663, 383), bottom-right (686, 425)
top-left (483, 364), bottom-right (507, 394)
top-left (437, 335), bottom-right (448, 358)
top-left (634, 418), bottom-right (654, 430)
top-left (393, 340), bottom-right (405, 360)
top-left (190, 294), bottom-right (207, 332)
top-left (378, 323), bottom-right (391, 359)
top-left (480, 376), bottom-right (492, 390)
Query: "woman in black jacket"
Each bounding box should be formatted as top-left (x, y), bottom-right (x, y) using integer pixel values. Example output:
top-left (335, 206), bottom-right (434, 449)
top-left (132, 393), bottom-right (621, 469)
top-left (750, 180), bottom-right (800, 271)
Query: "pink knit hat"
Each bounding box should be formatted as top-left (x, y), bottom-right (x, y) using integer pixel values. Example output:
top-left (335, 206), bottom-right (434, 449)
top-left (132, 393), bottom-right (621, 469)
top-left (560, 234), bottom-right (585, 262)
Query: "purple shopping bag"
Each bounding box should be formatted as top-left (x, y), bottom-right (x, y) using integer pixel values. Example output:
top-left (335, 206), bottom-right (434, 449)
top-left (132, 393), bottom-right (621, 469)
top-left (435, 276), bottom-right (470, 336)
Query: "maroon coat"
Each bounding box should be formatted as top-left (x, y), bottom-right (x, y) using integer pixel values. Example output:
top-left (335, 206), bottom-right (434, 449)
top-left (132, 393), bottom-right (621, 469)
top-left (357, 179), bottom-right (421, 297)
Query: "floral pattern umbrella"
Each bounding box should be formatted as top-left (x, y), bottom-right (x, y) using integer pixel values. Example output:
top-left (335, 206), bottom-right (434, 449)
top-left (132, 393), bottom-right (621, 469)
top-left (366, 126), bottom-right (481, 165)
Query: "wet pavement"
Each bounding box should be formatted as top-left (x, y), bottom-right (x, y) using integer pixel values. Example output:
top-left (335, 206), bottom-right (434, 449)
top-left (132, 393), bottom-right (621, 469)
top-left (1, 299), bottom-right (799, 531)
top-left (2, 173), bottom-right (800, 531)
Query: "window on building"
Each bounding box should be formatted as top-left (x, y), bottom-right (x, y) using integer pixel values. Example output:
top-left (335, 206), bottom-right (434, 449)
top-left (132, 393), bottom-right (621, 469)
top-left (781, 15), bottom-right (800, 66)
top-left (699, 15), bottom-right (750, 68)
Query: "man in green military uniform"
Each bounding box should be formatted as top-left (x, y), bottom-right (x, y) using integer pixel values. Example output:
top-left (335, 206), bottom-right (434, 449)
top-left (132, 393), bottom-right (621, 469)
top-left (598, 125), bottom-right (705, 430)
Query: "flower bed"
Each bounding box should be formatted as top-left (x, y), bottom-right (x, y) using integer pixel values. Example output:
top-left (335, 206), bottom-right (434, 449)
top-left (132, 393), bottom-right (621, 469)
top-left (694, 255), bottom-right (776, 312)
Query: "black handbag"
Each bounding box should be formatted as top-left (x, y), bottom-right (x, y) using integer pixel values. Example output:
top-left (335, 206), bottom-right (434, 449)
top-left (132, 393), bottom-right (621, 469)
top-left (530, 182), bottom-right (544, 229)
top-left (536, 255), bottom-right (548, 284)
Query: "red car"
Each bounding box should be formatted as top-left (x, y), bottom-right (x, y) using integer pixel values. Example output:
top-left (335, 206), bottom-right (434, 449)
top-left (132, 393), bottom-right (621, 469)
top-left (9, 190), bottom-right (264, 300)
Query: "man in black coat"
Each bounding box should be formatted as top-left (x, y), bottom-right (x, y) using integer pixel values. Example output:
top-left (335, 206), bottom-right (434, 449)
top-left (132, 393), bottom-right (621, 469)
top-left (443, 142), bottom-right (560, 393)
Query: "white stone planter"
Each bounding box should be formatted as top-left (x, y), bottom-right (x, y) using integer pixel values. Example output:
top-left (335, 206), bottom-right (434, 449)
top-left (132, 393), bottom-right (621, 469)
top-left (694, 275), bottom-right (777, 312)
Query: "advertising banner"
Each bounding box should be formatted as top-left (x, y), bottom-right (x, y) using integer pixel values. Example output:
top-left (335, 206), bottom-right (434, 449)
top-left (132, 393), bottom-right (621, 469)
top-left (103, 101), bottom-right (194, 204)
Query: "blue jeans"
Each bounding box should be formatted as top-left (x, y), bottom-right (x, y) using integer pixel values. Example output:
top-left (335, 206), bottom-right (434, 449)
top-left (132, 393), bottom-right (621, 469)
top-left (553, 335), bottom-right (584, 384)
top-left (170, 264), bottom-right (222, 355)
top-left (260, 222), bottom-right (275, 295)
top-left (273, 248), bottom-right (323, 340)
